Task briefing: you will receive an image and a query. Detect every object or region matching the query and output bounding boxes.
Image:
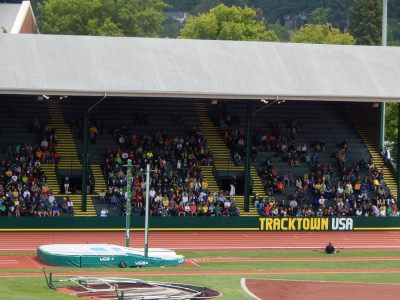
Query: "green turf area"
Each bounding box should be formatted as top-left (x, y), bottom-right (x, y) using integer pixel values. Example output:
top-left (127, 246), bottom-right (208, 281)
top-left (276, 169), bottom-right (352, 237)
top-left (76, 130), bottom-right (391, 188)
top-left (0, 252), bottom-right (34, 256)
top-left (1, 250), bottom-right (400, 299)
top-left (2, 273), bottom-right (400, 300)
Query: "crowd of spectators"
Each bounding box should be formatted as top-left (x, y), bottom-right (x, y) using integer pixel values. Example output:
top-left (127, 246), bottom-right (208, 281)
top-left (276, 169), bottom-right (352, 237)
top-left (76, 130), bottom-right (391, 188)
top-left (253, 137), bottom-right (399, 218)
top-left (0, 145), bottom-right (67, 217)
top-left (0, 119), bottom-right (70, 217)
top-left (210, 106), bottom-right (398, 218)
top-left (27, 119), bottom-right (59, 163)
top-left (102, 127), bottom-right (242, 217)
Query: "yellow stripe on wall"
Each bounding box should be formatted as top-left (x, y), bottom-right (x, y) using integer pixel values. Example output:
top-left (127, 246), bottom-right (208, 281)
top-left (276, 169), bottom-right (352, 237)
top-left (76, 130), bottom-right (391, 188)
top-left (354, 227), bottom-right (400, 230)
top-left (0, 227), bottom-right (260, 232)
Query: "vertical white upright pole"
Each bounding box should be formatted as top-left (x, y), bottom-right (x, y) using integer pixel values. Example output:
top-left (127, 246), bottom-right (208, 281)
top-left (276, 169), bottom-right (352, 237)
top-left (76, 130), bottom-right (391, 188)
top-left (380, 0), bottom-right (388, 151)
top-left (144, 164), bottom-right (150, 257)
top-left (382, 0), bottom-right (388, 47)
top-left (125, 159), bottom-right (132, 247)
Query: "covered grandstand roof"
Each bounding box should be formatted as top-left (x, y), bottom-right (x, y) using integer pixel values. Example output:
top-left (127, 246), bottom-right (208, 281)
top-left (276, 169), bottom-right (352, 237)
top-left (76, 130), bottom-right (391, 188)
top-left (0, 34), bottom-right (400, 101)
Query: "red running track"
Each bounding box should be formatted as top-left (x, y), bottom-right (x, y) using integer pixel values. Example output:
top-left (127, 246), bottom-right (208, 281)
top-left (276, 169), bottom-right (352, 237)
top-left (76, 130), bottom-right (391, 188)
top-left (1, 231), bottom-right (400, 251)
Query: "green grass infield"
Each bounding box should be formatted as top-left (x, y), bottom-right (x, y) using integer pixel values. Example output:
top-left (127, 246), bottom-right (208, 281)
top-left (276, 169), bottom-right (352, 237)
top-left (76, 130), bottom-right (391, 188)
top-left (1, 250), bottom-right (400, 299)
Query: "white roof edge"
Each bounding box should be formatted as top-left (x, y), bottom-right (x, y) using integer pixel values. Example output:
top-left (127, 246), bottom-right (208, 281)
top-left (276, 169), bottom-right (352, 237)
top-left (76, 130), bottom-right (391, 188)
top-left (2, 88), bottom-right (398, 102)
top-left (10, 0), bottom-right (32, 34)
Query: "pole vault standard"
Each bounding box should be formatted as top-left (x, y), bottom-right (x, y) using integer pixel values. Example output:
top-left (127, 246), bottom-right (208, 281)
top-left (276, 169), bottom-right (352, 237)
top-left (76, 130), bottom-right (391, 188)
top-left (125, 159), bottom-right (132, 247)
top-left (144, 163), bottom-right (150, 257)
top-left (125, 162), bottom-right (151, 257)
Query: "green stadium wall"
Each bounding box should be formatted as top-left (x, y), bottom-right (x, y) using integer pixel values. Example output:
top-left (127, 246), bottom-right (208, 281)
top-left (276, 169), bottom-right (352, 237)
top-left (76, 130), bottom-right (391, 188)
top-left (0, 217), bottom-right (400, 231)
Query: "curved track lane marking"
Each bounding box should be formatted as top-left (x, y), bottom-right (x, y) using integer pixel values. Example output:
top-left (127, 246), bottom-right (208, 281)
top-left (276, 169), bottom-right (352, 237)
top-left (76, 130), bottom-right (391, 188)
top-left (241, 278), bottom-right (261, 300)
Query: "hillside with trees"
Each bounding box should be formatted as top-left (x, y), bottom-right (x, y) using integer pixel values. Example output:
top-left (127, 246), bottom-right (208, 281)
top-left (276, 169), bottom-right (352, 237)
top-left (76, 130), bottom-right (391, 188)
top-left (162, 0), bottom-right (400, 43)
top-left (2, 0), bottom-right (395, 43)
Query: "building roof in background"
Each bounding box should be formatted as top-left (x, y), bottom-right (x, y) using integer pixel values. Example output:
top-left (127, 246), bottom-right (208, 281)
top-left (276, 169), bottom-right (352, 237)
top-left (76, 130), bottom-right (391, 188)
top-left (0, 34), bottom-right (400, 102)
top-left (0, 1), bottom-right (38, 34)
top-left (0, 3), bottom-right (21, 33)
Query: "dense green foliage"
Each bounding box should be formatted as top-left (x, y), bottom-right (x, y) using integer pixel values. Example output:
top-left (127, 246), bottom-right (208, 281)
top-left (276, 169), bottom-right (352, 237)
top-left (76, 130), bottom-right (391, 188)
top-left (37, 0), bottom-right (168, 37)
top-left (164, 0), bottom-right (400, 44)
top-left (385, 102), bottom-right (399, 164)
top-left (308, 7), bottom-right (331, 25)
top-left (164, 0), bottom-right (355, 30)
top-left (268, 23), bottom-right (291, 42)
top-left (161, 17), bottom-right (181, 38)
top-left (179, 4), bottom-right (278, 41)
top-left (24, 0), bottom-right (400, 44)
top-left (348, 0), bottom-right (382, 45)
top-left (291, 23), bottom-right (356, 44)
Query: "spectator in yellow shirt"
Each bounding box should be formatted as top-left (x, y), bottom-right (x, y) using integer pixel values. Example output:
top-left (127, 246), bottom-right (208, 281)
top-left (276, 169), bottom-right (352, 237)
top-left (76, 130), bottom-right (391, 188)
top-left (89, 124), bottom-right (98, 144)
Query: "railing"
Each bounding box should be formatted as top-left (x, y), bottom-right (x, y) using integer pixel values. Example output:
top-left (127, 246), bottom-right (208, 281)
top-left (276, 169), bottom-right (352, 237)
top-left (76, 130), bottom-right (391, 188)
top-left (57, 154), bottom-right (82, 171)
top-left (211, 163), bottom-right (222, 190)
top-left (212, 157), bottom-right (240, 174)
top-left (54, 154), bottom-right (97, 194)
top-left (54, 163), bottom-right (61, 193)
top-left (388, 159), bottom-right (397, 178)
top-left (88, 163), bottom-right (95, 194)
top-left (249, 173), bottom-right (254, 194)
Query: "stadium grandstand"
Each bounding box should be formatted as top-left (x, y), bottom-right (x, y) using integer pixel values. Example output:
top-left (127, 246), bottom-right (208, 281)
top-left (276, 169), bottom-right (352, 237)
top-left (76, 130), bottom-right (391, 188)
top-left (1, 29), bottom-right (400, 229)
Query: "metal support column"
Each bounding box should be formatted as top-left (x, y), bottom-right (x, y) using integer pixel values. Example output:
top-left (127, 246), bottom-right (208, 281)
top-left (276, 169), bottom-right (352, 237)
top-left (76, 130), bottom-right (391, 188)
top-left (397, 103), bottom-right (400, 208)
top-left (81, 111), bottom-right (89, 212)
top-left (380, 103), bottom-right (385, 151)
top-left (244, 101), bottom-right (252, 212)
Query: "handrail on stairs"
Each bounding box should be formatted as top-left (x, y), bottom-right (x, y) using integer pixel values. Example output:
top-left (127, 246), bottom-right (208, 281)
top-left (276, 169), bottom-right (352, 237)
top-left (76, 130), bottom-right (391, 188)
top-left (212, 157), bottom-right (238, 174)
top-left (249, 173), bottom-right (254, 195)
top-left (54, 163), bottom-right (61, 194)
top-left (211, 163), bottom-right (222, 190)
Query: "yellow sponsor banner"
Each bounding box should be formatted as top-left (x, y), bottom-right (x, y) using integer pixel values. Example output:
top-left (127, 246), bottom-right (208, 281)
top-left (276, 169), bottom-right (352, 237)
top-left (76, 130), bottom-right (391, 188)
top-left (259, 217), bottom-right (351, 231)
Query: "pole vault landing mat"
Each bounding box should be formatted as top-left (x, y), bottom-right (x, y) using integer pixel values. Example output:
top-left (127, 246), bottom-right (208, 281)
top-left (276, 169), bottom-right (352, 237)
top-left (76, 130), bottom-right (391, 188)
top-left (44, 272), bottom-right (222, 300)
top-left (37, 244), bottom-right (185, 267)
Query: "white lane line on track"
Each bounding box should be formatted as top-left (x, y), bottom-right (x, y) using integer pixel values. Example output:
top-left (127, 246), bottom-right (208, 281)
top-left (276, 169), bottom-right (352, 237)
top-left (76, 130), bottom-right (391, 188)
top-left (240, 278), bottom-right (261, 300)
top-left (189, 258), bottom-right (208, 267)
top-left (0, 249), bottom-right (36, 251)
top-left (24, 255), bottom-right (43, 269)
top-left (189, 261), bottom-right (202, 267)
top-left (0, 260), bottom-right (18, 264)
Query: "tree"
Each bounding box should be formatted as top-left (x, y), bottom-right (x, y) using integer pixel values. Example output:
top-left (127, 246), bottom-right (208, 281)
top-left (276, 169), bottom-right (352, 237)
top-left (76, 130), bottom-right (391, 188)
top-left (192, 0), bottom-right (250, 16)
top-left (161, 17), bottom-right (181, 38)
top-left (308, 7), bottom-right (331, 25)
top-left (291, 23), bottom-right (356, 44)
top-left (268, 23), bottom-right (290, 42)
top-left (163, 0), bottom-right (198, 12)
top-left (192, 0), bottom-right (221, 16)
top-left (348, 0), bottom-right (382, 45)
top-left (326, 0), bottom-right (352, 32)
top-left (385, 102), bottom-right (398, 164)
top-left (37, 0), bottom-right (168, 37)
top-left (179, 4), bottom-right (278, 41)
